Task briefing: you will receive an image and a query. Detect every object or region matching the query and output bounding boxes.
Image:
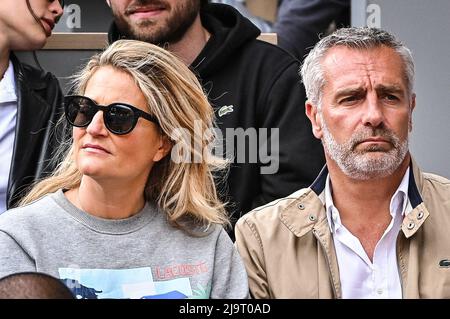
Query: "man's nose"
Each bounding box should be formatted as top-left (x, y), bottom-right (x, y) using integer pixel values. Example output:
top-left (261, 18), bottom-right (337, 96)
top-left (361, 93), bottom-right (385, 128)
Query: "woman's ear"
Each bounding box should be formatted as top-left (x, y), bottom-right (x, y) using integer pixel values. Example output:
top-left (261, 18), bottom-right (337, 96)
top-left (153, 136), bottom-right (172, 162)
top-left (305, 101), bottom-right (323, 139)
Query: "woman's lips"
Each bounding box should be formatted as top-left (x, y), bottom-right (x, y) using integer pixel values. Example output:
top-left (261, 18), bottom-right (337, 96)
top-left (41, 18), bottom-right (55, 37)
top-left (82, 144), bottom-right (111, 155)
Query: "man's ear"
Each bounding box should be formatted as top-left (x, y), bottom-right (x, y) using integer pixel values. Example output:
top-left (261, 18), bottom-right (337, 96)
top-left (409, 93), bottom-right (416, 132)
top-left (305, 101), bottom-right (323, 139)
top-left (106, 0), bottom-right (111, 8)
top-left (153, 136), bottom-right (173, 162)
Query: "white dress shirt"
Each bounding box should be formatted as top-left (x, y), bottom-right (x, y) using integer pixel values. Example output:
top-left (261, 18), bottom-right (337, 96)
top-left (325, 168), bottom-right (411, 299)
top-left (0, 60), bottom-right (17, 213)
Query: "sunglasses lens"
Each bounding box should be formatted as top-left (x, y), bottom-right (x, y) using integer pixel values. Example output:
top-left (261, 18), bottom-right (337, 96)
top-left (65, 97), bottom-right (139, 135)
top-left (65, 96), bottom-right (97, 127)
top-left (105, 105), bottom-right (135, 134)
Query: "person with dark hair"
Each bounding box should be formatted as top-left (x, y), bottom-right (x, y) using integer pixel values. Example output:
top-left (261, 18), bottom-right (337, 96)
top-left (273, 0), bottom-right (350, 60)
top-left (236, 27), bottom-right (450, 298)
top-left (211, 0), bottom-right (350, 60)
top-left (0, 272), bottom-right (74, 299)
top-left (106, 0), bottom-right (325, 237)
top-left (0, 0), bottom-right (65, 212)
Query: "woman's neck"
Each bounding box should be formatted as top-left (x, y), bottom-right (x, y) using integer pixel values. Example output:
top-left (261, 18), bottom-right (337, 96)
top-left (65, 177), bottom-right (147, 219)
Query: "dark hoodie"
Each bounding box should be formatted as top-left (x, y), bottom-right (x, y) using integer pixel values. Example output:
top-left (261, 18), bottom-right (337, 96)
top-left (108, 3), bottom-right (325, 235)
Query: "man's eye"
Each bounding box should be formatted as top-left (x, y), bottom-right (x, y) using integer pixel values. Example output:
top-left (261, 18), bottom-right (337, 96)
top-left (340, 96), bottom-right (360, 104)
top-left (385, 94), bottom-right (398, 101)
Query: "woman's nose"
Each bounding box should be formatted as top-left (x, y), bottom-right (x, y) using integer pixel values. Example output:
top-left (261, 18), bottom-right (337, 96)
top-left (85, 112), bottom-right (108, 136)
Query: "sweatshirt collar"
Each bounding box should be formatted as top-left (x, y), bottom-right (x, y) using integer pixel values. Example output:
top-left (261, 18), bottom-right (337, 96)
top-left (52, 189), bottom-right (158, 235)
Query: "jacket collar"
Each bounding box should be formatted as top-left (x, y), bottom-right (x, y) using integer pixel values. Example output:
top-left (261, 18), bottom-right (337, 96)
top-left (7, 54), bottom-right (55, 207)
top-left (281, 157), bottom-right (429, 239)
top-left (401, 158), bottom-right (430, 238)
top-left (408, 157), bottom-right (424, 208)
top-left (11, 53), bottom-right (48, 90)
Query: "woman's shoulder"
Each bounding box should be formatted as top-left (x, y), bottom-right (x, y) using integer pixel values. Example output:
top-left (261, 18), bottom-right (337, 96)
top-left (150, 208), bottom-right (228, 242)
top-left (176, 221), bottom-right (231, 247)
top-left (0, 192), bottom-right (60, 231)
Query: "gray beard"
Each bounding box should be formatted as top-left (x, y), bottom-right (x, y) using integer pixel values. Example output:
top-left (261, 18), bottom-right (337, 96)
top-left (320, 113), bottom-right (409, 180)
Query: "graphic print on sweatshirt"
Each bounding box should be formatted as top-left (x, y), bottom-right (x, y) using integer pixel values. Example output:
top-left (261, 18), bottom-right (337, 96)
top-left (59, 266), bottom-right (211, 299)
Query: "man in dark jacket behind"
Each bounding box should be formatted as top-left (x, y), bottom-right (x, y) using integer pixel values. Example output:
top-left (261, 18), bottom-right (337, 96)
top-left (106, 0), bottom-right (325, 234)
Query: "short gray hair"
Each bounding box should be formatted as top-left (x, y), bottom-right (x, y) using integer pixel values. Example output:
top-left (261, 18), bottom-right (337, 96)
top-left (300, 27), bottom-right (415, 108)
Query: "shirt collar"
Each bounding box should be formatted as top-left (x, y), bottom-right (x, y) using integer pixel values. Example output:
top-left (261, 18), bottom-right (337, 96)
top-left (325, 167), bottom-right (411, 233)
top-left (324, 175), bottom-right (340, 233)
top-left (390, 166), bottom-right (410, 218)
top-left (0, 60), bottom-right (17, 103)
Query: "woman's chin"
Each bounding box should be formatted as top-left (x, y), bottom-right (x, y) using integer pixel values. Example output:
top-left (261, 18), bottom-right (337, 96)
top-left (78, 166), bottom-right (105, 179)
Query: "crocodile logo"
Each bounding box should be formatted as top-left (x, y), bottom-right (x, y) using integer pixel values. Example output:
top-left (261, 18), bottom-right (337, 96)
top-left (218, 105), bottom-right (234, 117)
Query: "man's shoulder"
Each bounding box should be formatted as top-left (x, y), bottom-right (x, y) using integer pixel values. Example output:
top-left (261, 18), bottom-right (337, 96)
top-left (214, 38), bottom-right (302, 91)
top-left (240, 38), bottom-right (299, 67)
top-left (421, 171), bottom-right (450, 204)
top-left (422, 172), bottom-right (450, 186)
top-left (236, 188), bottom-right (310, 231)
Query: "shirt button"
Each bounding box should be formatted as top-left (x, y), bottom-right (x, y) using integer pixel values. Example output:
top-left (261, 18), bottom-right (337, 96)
top-left (377, 288), bottom-right (383, 295)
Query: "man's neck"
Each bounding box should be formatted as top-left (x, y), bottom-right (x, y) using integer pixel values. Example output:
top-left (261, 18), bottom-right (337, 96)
top-left (327, 154), bottom-right (411, 261)
top-left (166, 14), bottom-right (210, 66)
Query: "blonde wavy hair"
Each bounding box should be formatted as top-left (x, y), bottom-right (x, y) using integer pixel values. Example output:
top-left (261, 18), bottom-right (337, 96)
top-left (20, 40), bottom-right (229, 229)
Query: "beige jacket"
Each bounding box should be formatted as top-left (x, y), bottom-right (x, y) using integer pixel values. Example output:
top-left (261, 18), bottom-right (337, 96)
top-left (235, 159), bottom-right (450, 298)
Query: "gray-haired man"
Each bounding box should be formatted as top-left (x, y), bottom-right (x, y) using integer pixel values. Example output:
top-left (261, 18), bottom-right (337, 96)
top-left (235, 27), bottom-right (450, 299)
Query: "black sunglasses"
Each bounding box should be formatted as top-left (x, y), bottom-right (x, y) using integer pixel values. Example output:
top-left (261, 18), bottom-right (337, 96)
top-left (64, 95), bottom-right (158, 135)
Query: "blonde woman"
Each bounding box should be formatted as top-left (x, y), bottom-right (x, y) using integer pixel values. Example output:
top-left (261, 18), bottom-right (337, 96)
top-left (0, 40), bottom-right (248, 299)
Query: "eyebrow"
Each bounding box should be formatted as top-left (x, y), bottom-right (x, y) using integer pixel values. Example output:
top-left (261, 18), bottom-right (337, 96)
top-left (334, 84), bottom-right (405, 98)
top-left (334, 87), bottom-right (366, 98)
top-left (375, 84), bottom-right (405, 95)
